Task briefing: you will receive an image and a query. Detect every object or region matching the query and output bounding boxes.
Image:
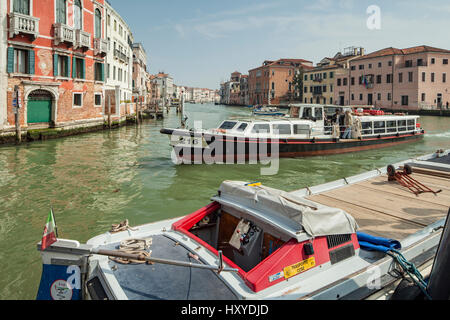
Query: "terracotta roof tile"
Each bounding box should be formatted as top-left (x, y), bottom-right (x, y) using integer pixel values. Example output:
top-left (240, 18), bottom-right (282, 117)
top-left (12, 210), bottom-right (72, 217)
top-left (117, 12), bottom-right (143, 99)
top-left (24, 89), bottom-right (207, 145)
top-left (353, 45), bottom-right (450, 61)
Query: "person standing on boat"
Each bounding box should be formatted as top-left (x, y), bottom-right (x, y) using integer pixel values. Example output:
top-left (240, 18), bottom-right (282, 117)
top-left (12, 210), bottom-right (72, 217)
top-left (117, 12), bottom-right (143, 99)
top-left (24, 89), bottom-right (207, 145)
top-left (343, 110), bottom-right (354, 139)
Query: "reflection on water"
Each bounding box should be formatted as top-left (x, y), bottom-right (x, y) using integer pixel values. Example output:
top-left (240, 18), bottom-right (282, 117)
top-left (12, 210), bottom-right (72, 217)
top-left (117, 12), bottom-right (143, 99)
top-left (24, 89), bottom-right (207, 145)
top-left (0, 104), bottom-right (449, 299)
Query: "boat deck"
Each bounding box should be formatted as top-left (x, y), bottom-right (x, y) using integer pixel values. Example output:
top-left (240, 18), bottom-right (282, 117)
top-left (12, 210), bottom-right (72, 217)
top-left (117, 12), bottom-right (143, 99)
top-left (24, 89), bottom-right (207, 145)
top-left (306, 171), bottom-right (449, 240)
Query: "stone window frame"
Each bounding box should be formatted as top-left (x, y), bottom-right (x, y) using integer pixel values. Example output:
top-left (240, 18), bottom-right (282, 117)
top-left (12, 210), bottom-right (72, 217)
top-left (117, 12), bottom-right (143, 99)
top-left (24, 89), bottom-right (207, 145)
top-left (94, 92), bottom-right (102, 107)
top-left (73, 92), bottom-right (84, 109)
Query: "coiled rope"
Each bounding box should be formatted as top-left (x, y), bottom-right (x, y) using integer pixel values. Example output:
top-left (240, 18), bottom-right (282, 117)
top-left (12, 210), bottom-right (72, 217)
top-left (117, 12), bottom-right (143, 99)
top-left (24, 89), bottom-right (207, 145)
top-left (387, 249), bottom-right (432, 300)
top-left (109, 238), bottom-right (153, 265)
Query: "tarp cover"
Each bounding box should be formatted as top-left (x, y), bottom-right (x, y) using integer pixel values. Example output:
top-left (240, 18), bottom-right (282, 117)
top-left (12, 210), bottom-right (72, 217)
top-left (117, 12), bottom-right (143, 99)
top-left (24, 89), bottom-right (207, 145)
top-left (218, 181), bottom-right (359, 238)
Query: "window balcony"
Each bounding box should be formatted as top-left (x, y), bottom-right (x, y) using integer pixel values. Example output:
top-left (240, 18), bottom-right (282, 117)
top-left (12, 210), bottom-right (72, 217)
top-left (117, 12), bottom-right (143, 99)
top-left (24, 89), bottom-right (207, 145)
top-left (54, 23), bottom-right (74, 46)
top-left (94, 38), bottom-right (108, 56)
top-left (74, 29), bottom-right (91, 50)
top-left (9, 12), bottom-right (40, 39)
top-left (114, 49), bottom-right (129, 64)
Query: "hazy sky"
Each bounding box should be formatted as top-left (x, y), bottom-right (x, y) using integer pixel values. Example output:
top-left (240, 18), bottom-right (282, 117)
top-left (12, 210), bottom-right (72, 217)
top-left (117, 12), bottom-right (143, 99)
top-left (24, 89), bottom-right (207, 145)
top-left (109, 0), bottom-right (450, 90)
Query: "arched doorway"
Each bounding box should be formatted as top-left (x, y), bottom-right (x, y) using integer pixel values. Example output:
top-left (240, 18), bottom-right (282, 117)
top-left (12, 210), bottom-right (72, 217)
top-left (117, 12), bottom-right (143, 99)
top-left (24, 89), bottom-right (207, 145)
top-left (27, 90), bottom-right (53, 124)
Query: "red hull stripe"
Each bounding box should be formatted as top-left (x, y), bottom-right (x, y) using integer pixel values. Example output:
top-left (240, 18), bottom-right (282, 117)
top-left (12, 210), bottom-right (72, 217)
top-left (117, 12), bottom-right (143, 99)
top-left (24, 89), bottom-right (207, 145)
top-left (216, 132), bottom-right (424, 144)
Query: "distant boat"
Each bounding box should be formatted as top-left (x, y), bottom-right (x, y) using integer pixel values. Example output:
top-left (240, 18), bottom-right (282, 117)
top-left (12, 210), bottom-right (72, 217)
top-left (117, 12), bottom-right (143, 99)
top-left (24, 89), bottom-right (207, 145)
top-left (253, 106), bottom-right (286, 117)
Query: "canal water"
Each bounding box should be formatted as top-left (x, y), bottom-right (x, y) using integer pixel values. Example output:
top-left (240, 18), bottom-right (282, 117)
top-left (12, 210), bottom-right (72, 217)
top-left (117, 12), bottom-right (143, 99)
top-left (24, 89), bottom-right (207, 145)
top-left (0, 103), bottom-right (449, 299)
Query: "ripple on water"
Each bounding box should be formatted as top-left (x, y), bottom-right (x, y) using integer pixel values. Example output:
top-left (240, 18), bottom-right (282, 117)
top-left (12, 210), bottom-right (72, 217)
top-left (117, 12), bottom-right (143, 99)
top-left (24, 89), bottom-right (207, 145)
top-left (0, 104), bottom-right (449, 299)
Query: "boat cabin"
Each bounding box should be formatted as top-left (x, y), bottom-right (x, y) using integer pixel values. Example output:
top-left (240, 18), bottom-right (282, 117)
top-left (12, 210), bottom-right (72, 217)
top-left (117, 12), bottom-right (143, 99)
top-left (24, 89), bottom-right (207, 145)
top-left (215, 105), bottom-right (421, 140)
top-left (172, 181), bottom-right (359, 292)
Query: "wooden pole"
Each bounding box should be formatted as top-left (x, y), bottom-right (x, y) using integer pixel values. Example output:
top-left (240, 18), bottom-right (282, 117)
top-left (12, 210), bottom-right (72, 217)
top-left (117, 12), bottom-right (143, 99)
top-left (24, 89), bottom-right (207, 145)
top-left (15, 110), bottom-right (21, 143)
top-left (14, 88), bottom-right (21, 143)
top-left (108, 96), bottom-right (112, 129)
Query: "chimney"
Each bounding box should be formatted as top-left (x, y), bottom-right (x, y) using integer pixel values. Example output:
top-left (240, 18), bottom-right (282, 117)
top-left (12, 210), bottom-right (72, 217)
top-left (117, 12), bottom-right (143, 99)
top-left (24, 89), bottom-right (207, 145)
top-left (360, 48), bottom-right (365, 56)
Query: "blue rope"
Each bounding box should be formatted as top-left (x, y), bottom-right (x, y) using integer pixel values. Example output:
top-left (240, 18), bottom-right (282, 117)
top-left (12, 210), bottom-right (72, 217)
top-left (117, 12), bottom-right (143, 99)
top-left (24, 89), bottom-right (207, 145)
top-left (387, 249), bottom-right (432, 300)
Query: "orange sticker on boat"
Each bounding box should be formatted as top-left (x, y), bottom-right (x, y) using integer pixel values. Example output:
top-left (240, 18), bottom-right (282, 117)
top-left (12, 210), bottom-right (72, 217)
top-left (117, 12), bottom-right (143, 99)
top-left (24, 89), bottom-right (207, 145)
top-left (283, 257), bottom-right (316, 279)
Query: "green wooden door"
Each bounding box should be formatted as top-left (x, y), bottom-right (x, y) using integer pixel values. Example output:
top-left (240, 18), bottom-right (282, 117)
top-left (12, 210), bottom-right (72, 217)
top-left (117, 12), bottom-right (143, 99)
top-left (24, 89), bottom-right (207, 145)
top-left (28, 98), bottom-right (52, 124)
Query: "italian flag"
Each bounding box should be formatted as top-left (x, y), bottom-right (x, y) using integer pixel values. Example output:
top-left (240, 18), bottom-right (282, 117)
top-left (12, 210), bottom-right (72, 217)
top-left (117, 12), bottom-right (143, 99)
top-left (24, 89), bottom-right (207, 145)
top-left (41, 209), bottom-right (58, 251)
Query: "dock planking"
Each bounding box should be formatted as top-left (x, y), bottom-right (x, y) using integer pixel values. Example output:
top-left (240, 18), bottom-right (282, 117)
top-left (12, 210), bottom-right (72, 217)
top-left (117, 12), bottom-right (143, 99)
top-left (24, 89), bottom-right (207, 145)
top-left (307, 173), bottom-right (449, 240)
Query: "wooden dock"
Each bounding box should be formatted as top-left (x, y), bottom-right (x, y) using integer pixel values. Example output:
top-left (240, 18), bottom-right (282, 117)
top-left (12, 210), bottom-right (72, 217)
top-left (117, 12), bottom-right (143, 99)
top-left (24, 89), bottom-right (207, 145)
top-left (305, 170), bottom-right (449, 240)
top-left (290, 151), bottom-right (450, 241)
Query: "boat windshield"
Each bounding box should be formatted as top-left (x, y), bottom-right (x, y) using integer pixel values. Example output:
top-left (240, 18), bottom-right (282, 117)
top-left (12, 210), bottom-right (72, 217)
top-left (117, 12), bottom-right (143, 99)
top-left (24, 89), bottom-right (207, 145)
top-left (236, 123), bottom-right (249, 132)
top-left (219, 121), bottom-right (238, 130)
top-left (251, 124), bottom-right (271, 134)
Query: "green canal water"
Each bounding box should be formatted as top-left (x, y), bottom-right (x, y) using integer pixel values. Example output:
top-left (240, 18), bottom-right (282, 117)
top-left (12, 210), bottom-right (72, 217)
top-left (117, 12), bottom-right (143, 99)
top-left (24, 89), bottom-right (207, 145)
top-left (0, 103), bottom-right (449, 299)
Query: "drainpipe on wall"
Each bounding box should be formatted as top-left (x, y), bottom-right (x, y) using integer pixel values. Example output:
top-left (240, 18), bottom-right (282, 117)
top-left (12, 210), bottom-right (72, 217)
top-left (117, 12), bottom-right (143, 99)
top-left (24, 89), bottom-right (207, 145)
top-left (391, 55), bottom-right (395, 111)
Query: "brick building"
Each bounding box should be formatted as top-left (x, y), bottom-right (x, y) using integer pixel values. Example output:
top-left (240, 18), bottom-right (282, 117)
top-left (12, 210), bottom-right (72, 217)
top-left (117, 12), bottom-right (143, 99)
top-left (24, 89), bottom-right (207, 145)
top-left (0, 0), bottom-right (7, 129)
top-left (248, 58), bottom-right (313, 106)
top-left (335, 45), bottom-right (450, 110)
top-left (3, 0), bottom-right (109, 133)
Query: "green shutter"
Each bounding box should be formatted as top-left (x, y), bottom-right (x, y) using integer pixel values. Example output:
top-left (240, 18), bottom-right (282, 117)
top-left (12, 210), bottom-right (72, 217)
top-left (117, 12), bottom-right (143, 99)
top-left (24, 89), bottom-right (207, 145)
top-left (100, 63), bottom-right (105, 82)
top-left (65, 56), bottom-right (70, 77)
top-left (53, 54), bottom-right (59, 76)
top-left (81, 59), bottom-right (85, 79)
top-left (7, 47), bottom-right (14, 73)
top-left (72, 57), bottom-right (77, 78)
top-left (28, 50), bottom-right (35, 75)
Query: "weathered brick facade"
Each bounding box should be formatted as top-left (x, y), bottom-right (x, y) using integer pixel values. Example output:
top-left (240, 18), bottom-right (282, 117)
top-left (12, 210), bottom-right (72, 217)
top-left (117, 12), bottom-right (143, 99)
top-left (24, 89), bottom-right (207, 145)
top-left (3, 0), bottom-right (109, 132)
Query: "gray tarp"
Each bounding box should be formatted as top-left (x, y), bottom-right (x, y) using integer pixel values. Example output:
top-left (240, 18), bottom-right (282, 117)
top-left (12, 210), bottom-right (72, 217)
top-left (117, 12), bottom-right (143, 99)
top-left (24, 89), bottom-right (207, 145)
top-left (218, 181), bottom-right (359, 238)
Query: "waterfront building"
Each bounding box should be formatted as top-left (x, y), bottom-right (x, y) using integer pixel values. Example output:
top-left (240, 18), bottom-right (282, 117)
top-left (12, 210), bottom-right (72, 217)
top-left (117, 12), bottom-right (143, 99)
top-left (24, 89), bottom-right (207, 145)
top-left (220, 71), bottom-right (244, 105)
top-left (0, 0), bottom-right (7, 129)
top-left (153, 72), bottom-right (174, 106)
top-left (3, 0), bottom-right (109, 133)
top-left (239, 75), bottom-right (249, 106)
top-left (132, 42), bottom-right (148, 104)
top-left (248, 58), bottom-right (313, 106)
top-left (335, 45), bottom-right (450, 110)
top-left (303, 47), bottom-right (364, 105)
top-left (104, 1), bottom-right (134, 117)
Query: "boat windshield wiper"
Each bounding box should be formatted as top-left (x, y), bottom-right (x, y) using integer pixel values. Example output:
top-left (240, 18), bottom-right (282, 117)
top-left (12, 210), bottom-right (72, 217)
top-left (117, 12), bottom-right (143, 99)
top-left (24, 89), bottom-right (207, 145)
top-left (92, 248), bottom-right (238, 274)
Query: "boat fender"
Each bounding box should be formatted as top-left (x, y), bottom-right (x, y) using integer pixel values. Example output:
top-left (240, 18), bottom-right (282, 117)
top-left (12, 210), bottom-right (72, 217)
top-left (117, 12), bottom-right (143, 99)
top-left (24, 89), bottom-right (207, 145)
top-left (311, 138), bottom-right (316, 144)
top-left (377, 135), bottom-right (381, 139)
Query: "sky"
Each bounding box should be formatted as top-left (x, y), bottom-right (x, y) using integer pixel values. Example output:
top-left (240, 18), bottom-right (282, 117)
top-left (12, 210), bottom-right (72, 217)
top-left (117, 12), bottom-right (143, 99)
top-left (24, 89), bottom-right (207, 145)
top-left (109, 0), bottom-right (450, 90)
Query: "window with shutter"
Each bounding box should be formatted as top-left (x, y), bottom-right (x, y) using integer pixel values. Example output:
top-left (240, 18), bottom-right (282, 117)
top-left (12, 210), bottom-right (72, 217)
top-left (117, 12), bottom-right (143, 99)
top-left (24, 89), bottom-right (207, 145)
top-left (95, 9), bottom-right (102, 38)
top-left (53, 54), bottom-right (59, 76)
top-left (56, 0), bottom-right (67, 24)
top-left (28, 50), bottom-right (35, 74)
top-left (13, 0), bottom-right (30, 15)
top-left (7, 47), bottom-right (15, 73)
top-left (74, 0), bottom-right (82, 30)
top-left (72, 56), bottom-right (77, 78)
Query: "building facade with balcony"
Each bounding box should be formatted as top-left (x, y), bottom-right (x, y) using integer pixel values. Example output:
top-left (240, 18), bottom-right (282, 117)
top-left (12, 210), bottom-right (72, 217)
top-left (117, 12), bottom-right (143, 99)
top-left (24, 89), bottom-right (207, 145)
top-left (335, 46), bottom-right (450, 110)
top-left (304, 47), bottom-right (365, 105)
top-left (104, 1), bottom-right (133, 118)
top-left (248, 58), bottom-right (313, 106)
top-left (0, 0), bottom-right (7, 129)
top-left (3, 0), bottom-right (108, 133)
top-left (132, 42), bottom-right (148, 104)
